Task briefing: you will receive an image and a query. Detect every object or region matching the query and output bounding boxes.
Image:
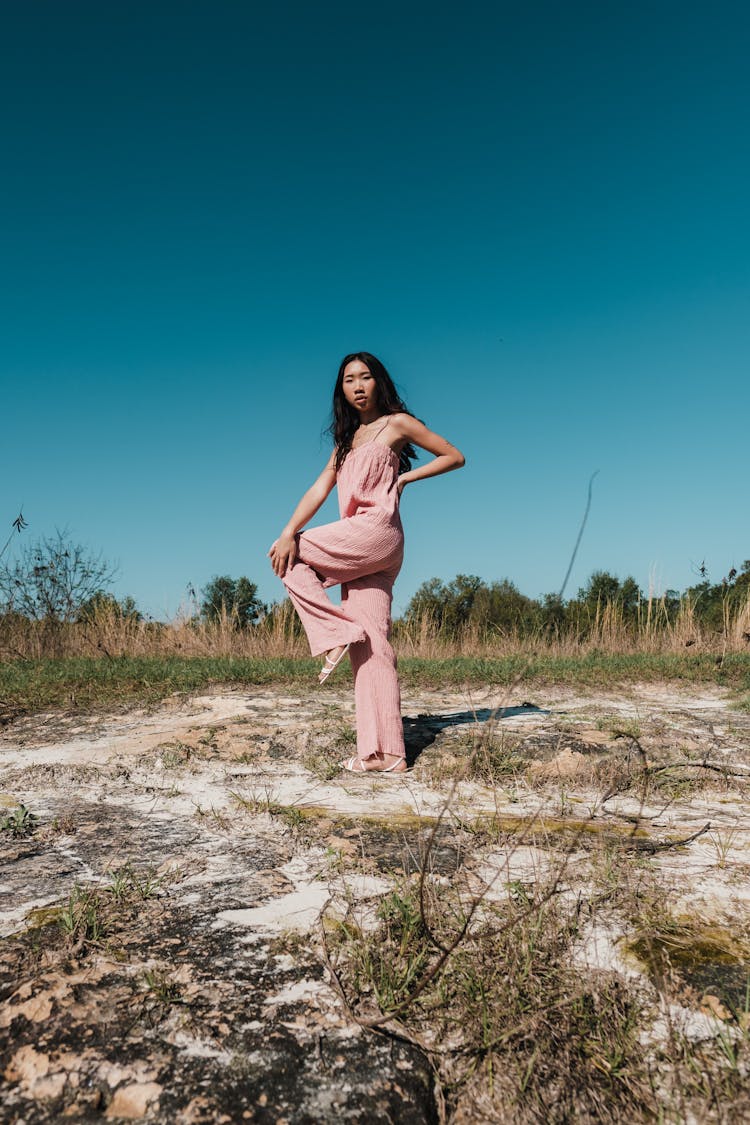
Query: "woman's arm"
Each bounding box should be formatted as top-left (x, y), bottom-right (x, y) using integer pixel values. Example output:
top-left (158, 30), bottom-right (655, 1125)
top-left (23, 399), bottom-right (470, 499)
top-left (268, 454), bottom-right (337, 577)
top-left (391, 414), bottom-right (465, 494)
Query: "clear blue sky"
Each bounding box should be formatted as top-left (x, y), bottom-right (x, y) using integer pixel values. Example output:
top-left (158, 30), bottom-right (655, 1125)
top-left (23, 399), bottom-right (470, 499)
top-left (3, 1), bottom-right (749, 618)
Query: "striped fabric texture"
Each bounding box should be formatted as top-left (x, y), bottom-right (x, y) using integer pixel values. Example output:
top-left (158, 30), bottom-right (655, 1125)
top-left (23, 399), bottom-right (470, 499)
top-left (282, 441), bottom-right (406, 762)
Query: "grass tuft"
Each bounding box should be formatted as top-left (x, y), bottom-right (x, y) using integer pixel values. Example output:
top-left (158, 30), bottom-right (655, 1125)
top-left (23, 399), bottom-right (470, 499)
top-left (0, 803), bottom-right (37, 837)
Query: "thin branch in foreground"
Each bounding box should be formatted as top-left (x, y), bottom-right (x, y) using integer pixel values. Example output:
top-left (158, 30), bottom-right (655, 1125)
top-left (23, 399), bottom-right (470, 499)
top-left (0, 508), bottom-right (27, 563)
top-left (320, 811), bottom-right (578, 1032)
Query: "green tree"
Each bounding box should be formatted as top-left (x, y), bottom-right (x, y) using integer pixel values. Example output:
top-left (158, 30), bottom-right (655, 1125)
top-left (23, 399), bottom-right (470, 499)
top-left (734, 561), bottom-right (750, 598)
top-left (403, 574), bottom-right (541, 637)
top-left (686, 559), bottom-right (750, 632)
top-left (403, 574), bottom-right (485, 634)
top-left (661, 590), bottom-right (682, 624)
top-left (538, 592), bottom-right (568, 634)
top-left (402, 577), bottom-right (446, 626)
top-left (468, 579), bottom-right (540, 634)
top-left (201, 576), bottom-right (264, 628)
top-left (76, 591), bottom-right (142, 623)
top-left (577, 571), bottom-right (642, 618)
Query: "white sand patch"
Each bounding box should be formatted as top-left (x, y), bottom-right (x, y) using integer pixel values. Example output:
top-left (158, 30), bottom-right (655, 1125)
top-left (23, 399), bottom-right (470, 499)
top-left (167, 1032), bottom-right (235, 1062)
top-left (217, 887), bottom-right (330, 935)
top-left (337, 873), bottom-right (393, 898)
top-left (646, 1001), bottom-right (739, 1046)
top-left (0, 693), bottom-right (264, 767)
top-left (2, 899), bottom-right (62, 939)
top-left (264, 978), bottom-right (326, 1006)
top-left (572, 921), bottom-right (644, 978)
top-left (475, 844), bottom-right (562, 890)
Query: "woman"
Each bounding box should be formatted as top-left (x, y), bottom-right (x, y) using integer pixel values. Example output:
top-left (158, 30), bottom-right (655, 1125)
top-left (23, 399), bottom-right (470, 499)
top-left (269, 352), bottom-right (464, 773)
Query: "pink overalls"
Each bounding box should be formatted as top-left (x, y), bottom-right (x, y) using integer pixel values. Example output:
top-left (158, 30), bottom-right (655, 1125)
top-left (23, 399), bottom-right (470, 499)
top-left (281, 437), bottom-right (405, 763)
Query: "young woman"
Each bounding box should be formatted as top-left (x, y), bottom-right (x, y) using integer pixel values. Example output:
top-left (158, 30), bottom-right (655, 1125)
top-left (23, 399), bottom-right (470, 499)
top-left (269, 352), bottom-right (464, 774)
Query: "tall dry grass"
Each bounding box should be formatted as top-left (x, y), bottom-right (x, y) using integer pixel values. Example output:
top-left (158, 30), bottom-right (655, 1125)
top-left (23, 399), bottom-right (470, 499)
top-left (2, 590), bottom-right (750, 662)
top-left (394, 591), bottom-right (750, 659)
top-left (0, 602), bottom-right (309, 662)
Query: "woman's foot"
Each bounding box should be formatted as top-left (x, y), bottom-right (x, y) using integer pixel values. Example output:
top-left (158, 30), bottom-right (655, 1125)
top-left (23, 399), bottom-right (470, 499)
top-left (318, 643), bottom-right (351, 684)
top-left (342, 753), bottom-right (408, 774)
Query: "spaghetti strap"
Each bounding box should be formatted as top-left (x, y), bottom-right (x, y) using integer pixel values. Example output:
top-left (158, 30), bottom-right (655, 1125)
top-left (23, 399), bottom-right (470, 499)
top-left (371, 416), bottom-right (390, 442)
top-left (353, 416), bottom-right (391, 451)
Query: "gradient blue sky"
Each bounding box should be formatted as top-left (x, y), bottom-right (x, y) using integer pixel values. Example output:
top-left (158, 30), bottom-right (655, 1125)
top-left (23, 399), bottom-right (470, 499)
top-left (3, 1), bottom-right (749, 618)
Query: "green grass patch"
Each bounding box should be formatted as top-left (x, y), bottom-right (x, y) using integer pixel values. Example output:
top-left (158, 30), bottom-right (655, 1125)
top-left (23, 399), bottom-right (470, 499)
top-left (0, 656), bottom-right (319, 715)
top-left (2, 653), bottom-right (750, 718)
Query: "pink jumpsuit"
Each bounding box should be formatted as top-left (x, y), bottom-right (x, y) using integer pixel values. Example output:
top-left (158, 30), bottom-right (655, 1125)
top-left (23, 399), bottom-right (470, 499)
top-left (281, 439), bottom-right (405, 763)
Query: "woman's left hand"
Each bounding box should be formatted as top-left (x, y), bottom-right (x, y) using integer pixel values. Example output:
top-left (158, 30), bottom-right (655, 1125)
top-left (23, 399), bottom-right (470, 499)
top-left (397, 474), bottom-right (410, 497)
top-left (268, 531), bottom-right (297, 577)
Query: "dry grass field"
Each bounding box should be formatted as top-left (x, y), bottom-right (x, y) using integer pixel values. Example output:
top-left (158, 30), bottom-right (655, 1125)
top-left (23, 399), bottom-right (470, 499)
top-left (1, 590), bottom-right (750, 663)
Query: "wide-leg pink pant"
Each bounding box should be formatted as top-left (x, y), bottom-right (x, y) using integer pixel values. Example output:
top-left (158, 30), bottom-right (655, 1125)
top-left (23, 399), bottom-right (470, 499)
top-left (281, 516), bottom-right (405, 763)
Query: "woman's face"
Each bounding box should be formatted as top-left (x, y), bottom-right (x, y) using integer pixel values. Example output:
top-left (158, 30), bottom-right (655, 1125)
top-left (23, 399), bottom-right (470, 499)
top-left (341, 359), bottom-right (379, 416)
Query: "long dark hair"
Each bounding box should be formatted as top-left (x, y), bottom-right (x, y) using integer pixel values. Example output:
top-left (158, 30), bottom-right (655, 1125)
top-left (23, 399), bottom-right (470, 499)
top-left (328, 351), bottom-right (417, 474)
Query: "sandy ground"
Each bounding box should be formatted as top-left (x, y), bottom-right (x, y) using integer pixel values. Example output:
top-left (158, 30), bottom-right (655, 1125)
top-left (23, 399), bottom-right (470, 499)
top-left (2, 680), bottom-right (749, 1121)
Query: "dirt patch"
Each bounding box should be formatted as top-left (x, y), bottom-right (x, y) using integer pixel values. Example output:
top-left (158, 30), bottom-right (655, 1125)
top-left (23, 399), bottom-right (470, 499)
top-left (2, 681), bottom-right (749, 1121)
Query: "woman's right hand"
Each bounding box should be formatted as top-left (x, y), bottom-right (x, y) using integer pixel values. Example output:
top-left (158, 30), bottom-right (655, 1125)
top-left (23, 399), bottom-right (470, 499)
top-left (268, 531), bottom-right (297, 578)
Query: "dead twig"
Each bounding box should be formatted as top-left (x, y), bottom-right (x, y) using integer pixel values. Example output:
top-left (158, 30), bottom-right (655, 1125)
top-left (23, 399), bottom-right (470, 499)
top-left (325, 863), bottom-right (568, 1032)
top-left (649, 759), bottom-right (750, 780)
top-left (627, 822), bottom-right (712, 854)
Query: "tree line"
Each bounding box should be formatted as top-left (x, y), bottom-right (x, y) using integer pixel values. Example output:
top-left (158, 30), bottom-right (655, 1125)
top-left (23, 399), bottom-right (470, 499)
top-left (398, 566), bottom-right (750, 637)
top-left (1, 526), bottom-right (748, 637)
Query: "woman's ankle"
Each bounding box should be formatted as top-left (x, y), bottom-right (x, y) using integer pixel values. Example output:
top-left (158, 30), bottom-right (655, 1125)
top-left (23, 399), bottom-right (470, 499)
top-left (380, 753), bottom-right (407, 770)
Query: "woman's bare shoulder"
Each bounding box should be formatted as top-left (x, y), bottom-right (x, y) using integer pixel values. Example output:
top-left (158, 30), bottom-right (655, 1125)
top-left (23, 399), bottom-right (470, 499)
top-left (388, 412), bottom-right (418, 434)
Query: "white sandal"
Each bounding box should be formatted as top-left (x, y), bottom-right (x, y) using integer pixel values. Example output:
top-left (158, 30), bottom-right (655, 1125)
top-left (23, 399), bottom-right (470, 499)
top-left (342, 756), bottom-right (408, 775)
top-left (318, 643), bottom-right (351, 684)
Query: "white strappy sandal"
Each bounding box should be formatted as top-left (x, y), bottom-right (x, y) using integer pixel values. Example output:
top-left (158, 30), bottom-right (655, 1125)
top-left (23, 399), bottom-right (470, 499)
top-left (342, 756), bottom-right (408, 775)
top-left (318, 643), bottom-right (351, 685)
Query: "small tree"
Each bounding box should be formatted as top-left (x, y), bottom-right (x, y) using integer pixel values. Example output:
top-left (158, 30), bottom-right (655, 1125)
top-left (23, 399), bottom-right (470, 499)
top-left (403, 574), bottom-right (484, 634)
top-left (76, 591), bottom-right (142, 623)
top-left (201, 576), bottom-right (264, 628)
top-left (539, 592), bottom-right (568, 635)
top-left (0, 531), bottom-right (117, 623)
top-left (577, 571), bottom-right (642, 622)
top-left (469, 579), bottom-right (540, 635)
top-left (686, 559), bottom-right (750, 632)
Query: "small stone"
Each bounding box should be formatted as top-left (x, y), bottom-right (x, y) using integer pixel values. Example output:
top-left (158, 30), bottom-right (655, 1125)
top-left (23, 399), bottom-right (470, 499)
top-left (31, 1072), bottom-right (66, 1099)
top-left (105, 1082), bottom-right (162, 1119)
top-left (579, 729), bottom-right (613, 745)
top-left (528, 747), bottom-right (586, 779)
top-left (699, 993), bottom-right (731, 1021)
top-left (4, 1045), bottom-right (50, 1084)
top-left (180, 1096), bottom-right (212, 1121)
top-left (326, 835), bottom-right (357, 854)
top-left (20, 990), bottom-right (55, 1022)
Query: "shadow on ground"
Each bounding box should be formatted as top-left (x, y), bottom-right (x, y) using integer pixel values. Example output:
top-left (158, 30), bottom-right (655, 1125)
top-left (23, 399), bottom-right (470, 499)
top-left (403, 703), bottom-right (550, 766)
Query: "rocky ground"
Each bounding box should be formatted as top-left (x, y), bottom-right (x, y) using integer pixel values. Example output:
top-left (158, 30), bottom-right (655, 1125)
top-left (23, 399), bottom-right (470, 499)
top-left (1, 680), bottom-right (749, 1122)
